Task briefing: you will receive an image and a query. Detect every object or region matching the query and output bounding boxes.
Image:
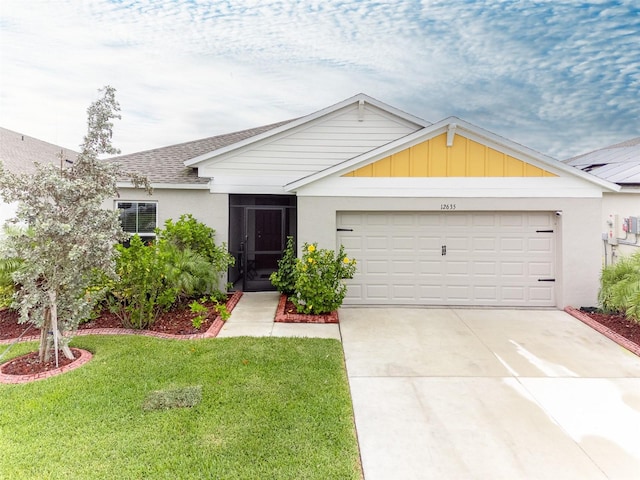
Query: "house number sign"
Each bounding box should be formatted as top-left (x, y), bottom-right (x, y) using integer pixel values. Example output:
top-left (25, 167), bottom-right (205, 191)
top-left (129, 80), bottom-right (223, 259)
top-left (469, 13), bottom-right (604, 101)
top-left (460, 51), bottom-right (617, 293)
top-left (440, 204), bottom-right (457, 210)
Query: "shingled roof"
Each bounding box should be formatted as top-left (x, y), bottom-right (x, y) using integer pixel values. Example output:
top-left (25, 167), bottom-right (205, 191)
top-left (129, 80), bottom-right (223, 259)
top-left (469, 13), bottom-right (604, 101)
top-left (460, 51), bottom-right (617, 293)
top-left (563, 137), bottom-right (640, 186)
top-left (108, 120), bottom-right (294, 186)
top-left (0, 127), bottom-right (79, 174)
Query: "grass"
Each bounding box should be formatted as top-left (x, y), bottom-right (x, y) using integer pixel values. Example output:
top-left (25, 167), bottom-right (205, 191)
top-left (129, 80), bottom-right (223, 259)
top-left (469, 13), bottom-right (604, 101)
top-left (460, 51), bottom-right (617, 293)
top-left (0, 336), bottom-right (362, 479)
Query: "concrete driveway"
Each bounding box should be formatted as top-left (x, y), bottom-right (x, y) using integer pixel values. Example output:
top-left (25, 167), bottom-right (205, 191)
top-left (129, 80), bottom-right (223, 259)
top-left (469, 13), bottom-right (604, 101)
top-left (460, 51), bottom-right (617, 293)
top-left (339, 308), bottom-right (640, 480)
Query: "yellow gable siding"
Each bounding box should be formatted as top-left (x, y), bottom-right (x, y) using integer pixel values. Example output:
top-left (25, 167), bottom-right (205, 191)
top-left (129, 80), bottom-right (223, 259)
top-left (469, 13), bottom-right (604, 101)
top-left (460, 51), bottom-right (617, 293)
top-left (343, 133), bottom-right (557, 177)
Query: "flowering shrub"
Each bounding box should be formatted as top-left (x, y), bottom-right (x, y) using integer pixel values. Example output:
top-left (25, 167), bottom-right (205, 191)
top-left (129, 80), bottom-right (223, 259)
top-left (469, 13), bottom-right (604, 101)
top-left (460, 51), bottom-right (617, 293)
top-left (269, 236), bottom-right (297, 295)
top-left (291, 243), bottom-right (356, 315)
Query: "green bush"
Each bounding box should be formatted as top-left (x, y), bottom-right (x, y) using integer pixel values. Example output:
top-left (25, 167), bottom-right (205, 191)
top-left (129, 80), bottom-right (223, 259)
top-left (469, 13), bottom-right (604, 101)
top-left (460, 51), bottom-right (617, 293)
top-left (0, 256), bottom-right (21, 309)
top-left (106, 216), bottom-right (235, 329)
top-left (598, 251), bottom-right (640, 322)
top-left (291, 243), bottom-right (356, 315)
top-left (109, 235), bottom-right (177, 329)
top-left (269, 236), bottom-right (297, 295)
top-left (158, 214), bottom-right (234, 292)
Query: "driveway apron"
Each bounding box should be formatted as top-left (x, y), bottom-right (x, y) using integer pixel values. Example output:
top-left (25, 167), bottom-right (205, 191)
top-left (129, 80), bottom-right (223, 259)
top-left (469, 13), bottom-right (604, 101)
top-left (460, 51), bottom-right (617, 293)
top-left (339, 308), bottom-right (640, 480)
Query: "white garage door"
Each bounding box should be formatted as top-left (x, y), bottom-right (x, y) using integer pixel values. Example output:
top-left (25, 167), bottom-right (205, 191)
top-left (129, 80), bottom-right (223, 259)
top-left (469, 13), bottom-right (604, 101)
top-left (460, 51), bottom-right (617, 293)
top-left (337, 211), bottom-right (556, 307)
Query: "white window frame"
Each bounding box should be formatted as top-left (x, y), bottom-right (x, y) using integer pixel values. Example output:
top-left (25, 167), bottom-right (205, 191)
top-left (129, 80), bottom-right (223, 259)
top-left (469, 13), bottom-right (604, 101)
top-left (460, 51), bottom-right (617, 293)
top-left (115, 200), bottom-right (158, 238)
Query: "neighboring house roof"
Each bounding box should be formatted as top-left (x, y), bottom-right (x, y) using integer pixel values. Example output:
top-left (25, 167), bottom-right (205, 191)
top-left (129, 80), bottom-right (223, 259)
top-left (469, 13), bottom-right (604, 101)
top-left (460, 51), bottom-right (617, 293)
top-left (0, 127), bottom-right (79, 174)
top-left (563, 137), bottom-right (640, 186)
top-left (108, 120), bottom-right (293, 187)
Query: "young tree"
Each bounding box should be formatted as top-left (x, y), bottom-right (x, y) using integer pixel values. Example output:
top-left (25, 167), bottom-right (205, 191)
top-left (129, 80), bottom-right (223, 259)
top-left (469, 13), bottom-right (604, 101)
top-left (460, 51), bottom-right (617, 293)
top-left (0, 86), bottom-right (138, 364)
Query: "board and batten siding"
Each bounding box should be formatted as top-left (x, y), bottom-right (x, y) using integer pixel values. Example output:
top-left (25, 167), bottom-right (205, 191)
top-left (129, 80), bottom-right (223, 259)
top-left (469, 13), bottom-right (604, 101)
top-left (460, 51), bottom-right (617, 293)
top-left (343, 133), bottom-right (557, 178)
top-left (198, 103), bottom-right (421, 192)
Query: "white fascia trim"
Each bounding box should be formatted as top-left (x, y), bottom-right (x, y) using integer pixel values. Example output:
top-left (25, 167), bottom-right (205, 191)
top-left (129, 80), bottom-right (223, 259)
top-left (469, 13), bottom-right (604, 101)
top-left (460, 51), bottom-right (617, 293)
top-left (183, 93), bottom-right (431, 168)
top-left (116, 181), bottom-right (211, 190)
top-left (442, 118), bottom-right (620, 191)
top-left (285, 116), bottom-right (621, 193)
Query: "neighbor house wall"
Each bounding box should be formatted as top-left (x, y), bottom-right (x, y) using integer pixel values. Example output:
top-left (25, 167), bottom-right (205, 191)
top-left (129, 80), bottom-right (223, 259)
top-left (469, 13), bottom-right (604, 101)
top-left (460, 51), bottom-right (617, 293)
top-left (297, 195), bottom-right (603, 309)
top-left (601, 191), bottom-right (640, 261)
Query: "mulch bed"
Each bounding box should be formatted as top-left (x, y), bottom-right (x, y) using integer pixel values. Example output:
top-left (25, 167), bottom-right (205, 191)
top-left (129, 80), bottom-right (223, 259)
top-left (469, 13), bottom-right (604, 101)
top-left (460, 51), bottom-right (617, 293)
top-left (0, 291), bottom-right (242, 381)
top-left (274, 294), bottom-right (339, 324)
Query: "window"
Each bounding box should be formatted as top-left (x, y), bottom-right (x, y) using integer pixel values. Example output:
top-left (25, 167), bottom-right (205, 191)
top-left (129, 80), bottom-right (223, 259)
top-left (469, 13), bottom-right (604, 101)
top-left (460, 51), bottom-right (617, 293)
top-left (116, 201), bottom-right (157, 241)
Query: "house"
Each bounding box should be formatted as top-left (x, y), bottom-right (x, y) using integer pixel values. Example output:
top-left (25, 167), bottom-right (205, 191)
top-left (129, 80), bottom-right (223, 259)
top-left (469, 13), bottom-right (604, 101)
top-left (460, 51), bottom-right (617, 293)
top-left (0, 127), bottom-right (79, 226)
top-left (563, 137), bottom-right (640, 264)
top-left (108, 94), bottom-right (621, 309)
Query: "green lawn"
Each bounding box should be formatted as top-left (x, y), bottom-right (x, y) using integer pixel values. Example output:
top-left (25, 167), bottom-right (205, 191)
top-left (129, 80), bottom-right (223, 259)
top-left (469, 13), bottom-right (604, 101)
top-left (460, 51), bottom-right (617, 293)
top-left (0, 336), bottom-right (362, 479)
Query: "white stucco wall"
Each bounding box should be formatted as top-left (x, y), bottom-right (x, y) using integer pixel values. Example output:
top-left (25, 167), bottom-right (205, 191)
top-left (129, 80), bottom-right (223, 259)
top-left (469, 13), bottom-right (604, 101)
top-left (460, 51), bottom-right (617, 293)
top-left (107, 188), bottom-right (229, 244)
top-left (602, 191), bottom-right (640, 261)
top-left (297, 195), bottom-right (603, 309)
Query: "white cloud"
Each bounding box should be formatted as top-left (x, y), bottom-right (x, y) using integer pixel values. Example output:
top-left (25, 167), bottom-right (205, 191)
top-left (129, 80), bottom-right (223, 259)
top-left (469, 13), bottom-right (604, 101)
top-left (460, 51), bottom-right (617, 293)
top-left (0, 0), bottom-right (638, 158)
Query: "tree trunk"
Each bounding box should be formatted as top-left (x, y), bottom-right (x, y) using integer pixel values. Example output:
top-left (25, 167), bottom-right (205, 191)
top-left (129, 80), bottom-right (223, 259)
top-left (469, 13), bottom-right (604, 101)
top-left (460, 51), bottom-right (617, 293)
top-left (39, 307), bottom-right (52, 363)
top-left (47, 290), bottom-right (75, 366)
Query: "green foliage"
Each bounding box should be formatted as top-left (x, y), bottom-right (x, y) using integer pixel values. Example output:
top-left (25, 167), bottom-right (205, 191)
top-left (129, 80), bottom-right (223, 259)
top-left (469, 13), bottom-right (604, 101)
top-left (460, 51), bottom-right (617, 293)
top-left (108, 217), bottom-right (233, 329)
top-left (158, 213), bottom-right (234, 294)
top-left (0, 86), bottom-right (136, 362)
top-left (598, 251), bottom-right (640, 322)
top-left (214, 300), bottom-right (231, 321)
top-left (110, 236), bottom-right (177, 329)
top-left (189, 300), bottom-right (208, 329)
top-left (162, 243), bottom-right (217, 303)
top-left (270, 236), bottom-right (298, 295)
top-left (292, 243), bottom-right (357, 315)
top-left (0, 252), bottom-right (22, 309)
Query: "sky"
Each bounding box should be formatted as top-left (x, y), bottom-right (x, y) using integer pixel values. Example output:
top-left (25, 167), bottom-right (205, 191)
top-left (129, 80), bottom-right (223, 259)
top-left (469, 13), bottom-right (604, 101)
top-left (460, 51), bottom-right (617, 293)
top-left (0, 0), bottom-right (638, 160)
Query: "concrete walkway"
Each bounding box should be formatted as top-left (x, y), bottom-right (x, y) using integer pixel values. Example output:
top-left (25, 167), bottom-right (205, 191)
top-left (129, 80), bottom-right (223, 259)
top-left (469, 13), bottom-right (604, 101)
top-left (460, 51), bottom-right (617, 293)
top-left (217, 292), bottom-right (340, 340)
top-left (220, 294), bottom-right (640, 479)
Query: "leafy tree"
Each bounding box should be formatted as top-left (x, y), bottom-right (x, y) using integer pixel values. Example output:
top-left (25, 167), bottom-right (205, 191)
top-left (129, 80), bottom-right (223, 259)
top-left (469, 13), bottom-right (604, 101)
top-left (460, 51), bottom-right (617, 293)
top-left (0, 86), bottom-right (144, 363)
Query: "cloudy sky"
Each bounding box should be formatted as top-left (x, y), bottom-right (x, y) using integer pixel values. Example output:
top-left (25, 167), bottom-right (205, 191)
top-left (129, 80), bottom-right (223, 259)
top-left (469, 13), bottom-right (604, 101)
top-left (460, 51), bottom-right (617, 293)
top-left (1, 0), bottom-right (638, 159)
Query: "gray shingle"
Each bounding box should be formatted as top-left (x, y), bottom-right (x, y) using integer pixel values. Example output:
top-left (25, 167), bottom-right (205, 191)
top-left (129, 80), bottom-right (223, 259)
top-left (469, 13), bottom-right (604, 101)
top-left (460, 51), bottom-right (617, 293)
top-left (107, 120), bottom-right (294, 185)
top-left (0, 127), bottom-right (79, 174)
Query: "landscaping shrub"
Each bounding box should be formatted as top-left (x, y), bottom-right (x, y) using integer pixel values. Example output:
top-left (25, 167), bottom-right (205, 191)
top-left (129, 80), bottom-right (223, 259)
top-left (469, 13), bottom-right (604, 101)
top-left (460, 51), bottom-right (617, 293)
top-left (269, 236), bottom-right (297, 295)
top-left (291, 243), bottom-right (357, 315)
top-left (158, 213), bottom-right (234, 294)
top-left (109, 235), bottom-right (177, 329)
top-left (106, 215), bottom-right (235, 329)
top-left (598, 251), bottom-right (640, 322)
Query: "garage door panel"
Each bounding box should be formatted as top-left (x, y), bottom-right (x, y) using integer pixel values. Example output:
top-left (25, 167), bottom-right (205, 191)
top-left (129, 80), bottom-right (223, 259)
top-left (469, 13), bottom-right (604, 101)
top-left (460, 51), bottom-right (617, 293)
top-left (366, 236), bottom-right (389, 250)
top-left (529, 261), bottom-right (553, 276)
top-left (392, 260), bottom-right (416, 274)
top-left (501, 262), bottom-right (525, 276)
top-left (475, 286), bottom-right (498, 300)
top-left (393, 236), bottom-right (417, 251)
top-left (418, 236), bottom-right (444, 253)
top-left (338, 211), bottom-right (556, 307)
top-left (446, 261), bottom-right (470, 276)
top-left (528, 237), bottom-right (553, 253)
top-left (474, 261), bottom-right (497, 276)
top-left (365, 260), bottom-right (389, 274)
top-left (419, 260), bottom-right (444, 275)
top-left (473, 237), bottom-right (497, 252)
top-left (500, 237), bottom-right (525, 252)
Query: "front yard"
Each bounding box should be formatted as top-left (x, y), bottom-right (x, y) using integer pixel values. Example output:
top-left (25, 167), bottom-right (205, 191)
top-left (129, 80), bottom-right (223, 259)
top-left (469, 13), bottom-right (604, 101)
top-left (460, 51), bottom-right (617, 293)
top-left (0, 336), bottom-right (362, 479)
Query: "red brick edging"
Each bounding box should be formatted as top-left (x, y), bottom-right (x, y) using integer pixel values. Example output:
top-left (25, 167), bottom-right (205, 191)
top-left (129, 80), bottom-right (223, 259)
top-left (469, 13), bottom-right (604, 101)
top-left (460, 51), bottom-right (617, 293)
top-left (0, 291), bottom-right (243, 384)
top-left (1, 348), bottom-right (93, 384)
top-left (564, 306), bottom-right (640, 357)
top-left (274, 294), bottom-right (339, 324)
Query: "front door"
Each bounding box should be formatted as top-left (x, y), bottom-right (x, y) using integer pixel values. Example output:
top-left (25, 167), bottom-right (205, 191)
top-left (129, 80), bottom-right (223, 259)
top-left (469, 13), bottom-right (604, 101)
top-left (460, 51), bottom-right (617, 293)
top-left (244, 207), bottom-right (284, 290)
top-left (228, 195), bottom-right (297, 291)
